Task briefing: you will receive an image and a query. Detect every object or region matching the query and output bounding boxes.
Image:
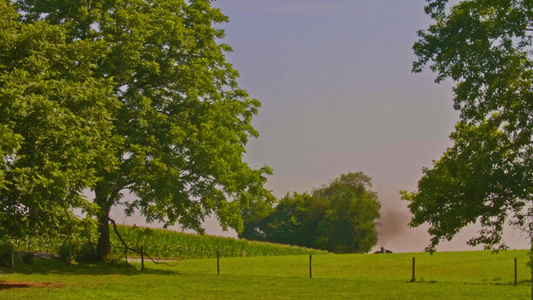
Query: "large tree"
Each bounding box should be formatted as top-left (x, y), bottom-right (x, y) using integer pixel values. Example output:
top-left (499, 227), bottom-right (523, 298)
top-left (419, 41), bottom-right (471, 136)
top-left (0, 0), bottom-right (117, 240)
top-left (8, 0), bottom-right (271, 260)
top-left (402, 0), bottom-right (533, 253)
top-left (312, 172), bottom-right (381, 253)
top-left (240, 172), bottom-right (381, 254)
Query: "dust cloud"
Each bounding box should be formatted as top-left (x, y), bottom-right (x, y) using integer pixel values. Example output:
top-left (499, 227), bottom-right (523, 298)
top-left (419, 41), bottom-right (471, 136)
top-left (376, 206), bottom-right (410, 249)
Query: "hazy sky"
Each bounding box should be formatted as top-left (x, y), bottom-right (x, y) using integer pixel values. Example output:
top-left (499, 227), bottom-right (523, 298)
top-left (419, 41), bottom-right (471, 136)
top-left (112, 0), bottom-right (531, 253)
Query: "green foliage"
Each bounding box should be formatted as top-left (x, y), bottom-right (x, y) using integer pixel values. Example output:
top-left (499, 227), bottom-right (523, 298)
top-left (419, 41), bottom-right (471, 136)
top-left (240, 172), bottom-right (381, 253)
top-left (20, 252), bottom-right (34, 264)
top-left (260, 192), bottom-right (316, 248)
top-left (0, 240), bottom-right (14, 267)
top-left (2, 0), bottom-right (272, 259)
top-left (57, 242), bottom-right (97, 264)
top-left (239, 196), bottom-right (274, 241)
top-left (405, 0), bottom-right (533, 252)
top-left (313, 173), bottom-right (381, 253)
top-left (0, 0), bottom-right (117, 240)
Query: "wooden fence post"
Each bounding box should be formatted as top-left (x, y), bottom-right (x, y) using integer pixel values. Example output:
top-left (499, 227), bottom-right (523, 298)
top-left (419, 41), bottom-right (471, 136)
top-left (141, 246), bottom-right (144, 271)
top-left (411, 257), bottom-right (415, 282)
top-left (11, 250), bottom-right (14, 270)
top-left (309, 255), bottom-right (313, 279)
top-left (217, 251), bottom-right (220, 275)
top-left (68, 241), bottom-right (72, 265)
top-left (515, 257), bottom-right (517, 286)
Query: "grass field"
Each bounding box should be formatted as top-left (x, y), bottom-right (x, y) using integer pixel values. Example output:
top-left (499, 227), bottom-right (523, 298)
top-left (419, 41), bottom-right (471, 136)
top-left (1, 250), bottom-right (531, 299)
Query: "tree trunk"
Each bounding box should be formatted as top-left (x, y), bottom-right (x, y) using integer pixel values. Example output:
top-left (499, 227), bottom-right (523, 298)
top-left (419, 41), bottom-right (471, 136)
top-left (96, 210), bottom-right (111, 261)
top-left (94, 181), bottom-right (113, 262)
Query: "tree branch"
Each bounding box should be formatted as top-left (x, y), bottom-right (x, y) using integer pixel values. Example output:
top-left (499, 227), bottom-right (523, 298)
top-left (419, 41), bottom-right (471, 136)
top-left (108, 217), bottom-right (133, 264)
top-left (151, 106), bottom-right (181, 122)
top-left (108, 217), bottom-right (183, 267)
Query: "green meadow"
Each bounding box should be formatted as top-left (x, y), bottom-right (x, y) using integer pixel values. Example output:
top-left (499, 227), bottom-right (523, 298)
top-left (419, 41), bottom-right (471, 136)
top-left (1, 250), bottom-right (531, 299)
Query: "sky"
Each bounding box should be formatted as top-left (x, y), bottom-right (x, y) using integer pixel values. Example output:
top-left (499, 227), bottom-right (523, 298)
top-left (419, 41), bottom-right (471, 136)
top-left (112, 0), bottom-right (531, 253)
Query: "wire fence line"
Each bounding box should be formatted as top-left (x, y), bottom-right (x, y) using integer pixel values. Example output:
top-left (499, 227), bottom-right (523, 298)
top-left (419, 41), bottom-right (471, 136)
top-left (0, 244), bottom-right (527, 286)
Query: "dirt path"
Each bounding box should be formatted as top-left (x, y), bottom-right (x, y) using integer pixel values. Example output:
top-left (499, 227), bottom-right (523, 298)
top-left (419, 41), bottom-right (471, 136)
top-left (0, 281), bottom-right (63, 290)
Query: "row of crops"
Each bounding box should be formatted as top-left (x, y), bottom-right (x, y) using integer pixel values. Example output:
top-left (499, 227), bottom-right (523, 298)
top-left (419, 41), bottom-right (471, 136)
top-left (109, 225), bottom-right (329, 259)
top-left (5, 225), bottom-right (328, 260)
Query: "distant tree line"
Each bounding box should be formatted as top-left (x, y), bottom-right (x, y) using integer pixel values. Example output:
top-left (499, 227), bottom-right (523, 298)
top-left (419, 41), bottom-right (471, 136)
top-left (239, 172), bottom-right (381, 254)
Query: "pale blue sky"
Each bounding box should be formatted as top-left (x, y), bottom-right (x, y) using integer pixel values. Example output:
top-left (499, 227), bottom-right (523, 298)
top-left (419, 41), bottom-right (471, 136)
top-left (113, 0), bottom-right (530, 252)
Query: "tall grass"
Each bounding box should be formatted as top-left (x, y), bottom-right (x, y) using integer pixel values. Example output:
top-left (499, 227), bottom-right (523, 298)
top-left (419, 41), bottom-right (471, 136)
top-left (7, 236), bottom-right (65, 254)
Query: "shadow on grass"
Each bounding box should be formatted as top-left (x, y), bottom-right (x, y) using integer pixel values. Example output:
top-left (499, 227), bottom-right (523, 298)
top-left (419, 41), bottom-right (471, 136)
top-left (0, 257), bottom-right (180, 276)
top-left (407, 278), bottom-right (528, 287)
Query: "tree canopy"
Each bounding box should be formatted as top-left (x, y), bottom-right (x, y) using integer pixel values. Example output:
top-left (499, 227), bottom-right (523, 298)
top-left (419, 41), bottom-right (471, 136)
top-left (240, 172), bottom-right (381, 254)
top-left (403, 0), bottom-right (533, 252)
top-left (1, 0), bottom-right (272, 260)
top-left (0, 0), bottom-right (117, 239)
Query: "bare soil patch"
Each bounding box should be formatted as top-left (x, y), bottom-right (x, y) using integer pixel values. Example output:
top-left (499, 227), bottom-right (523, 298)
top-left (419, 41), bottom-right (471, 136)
top-left (0, 281), bottom-right (63, 290)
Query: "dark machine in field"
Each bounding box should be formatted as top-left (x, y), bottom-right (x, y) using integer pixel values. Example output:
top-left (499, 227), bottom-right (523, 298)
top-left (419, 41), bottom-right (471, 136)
top-left (374, 247), bottom-right (393, 254)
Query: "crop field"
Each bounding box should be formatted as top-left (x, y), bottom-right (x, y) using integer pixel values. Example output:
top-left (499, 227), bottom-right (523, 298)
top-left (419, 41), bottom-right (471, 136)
top-left (108, 225), bottom-right (329, 258)
top-left (7, 225), bottom-right (328, 259)
top-left (1, 250), bottom-right (531, 299)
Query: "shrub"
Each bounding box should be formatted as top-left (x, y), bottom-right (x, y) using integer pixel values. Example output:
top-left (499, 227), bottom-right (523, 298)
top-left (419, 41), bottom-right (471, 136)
top-left (0, 241), bottom-right (14, 267)
top-left (21, 252), bottom-right (34, 264)
top-left (58, 242), bottom-right (98, 263)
